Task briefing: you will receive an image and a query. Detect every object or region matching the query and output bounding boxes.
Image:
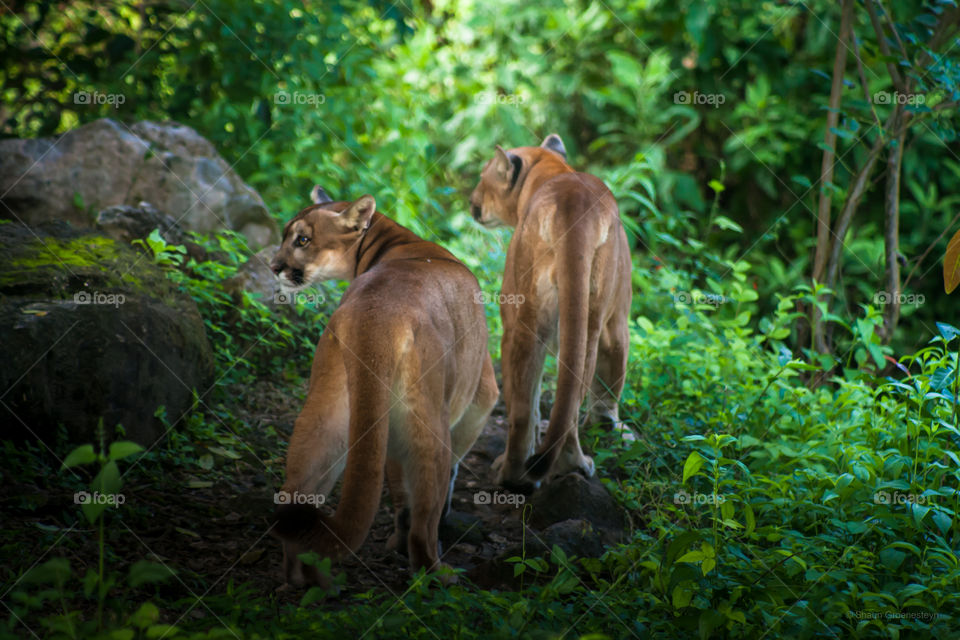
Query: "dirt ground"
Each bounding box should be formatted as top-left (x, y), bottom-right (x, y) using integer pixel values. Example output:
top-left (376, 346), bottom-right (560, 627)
top-left (2, 380), bottom-right (538, 611)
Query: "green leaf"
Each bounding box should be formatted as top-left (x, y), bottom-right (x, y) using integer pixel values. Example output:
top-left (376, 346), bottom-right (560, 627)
top-left (930, 366), bottom-right (956, 391)
top-left (82, 569), bottom-right (98, 597)
top-left (677, 550), bottom-right (706, 563)
top-left (708, 179), bottom-right (725, 194)
top-left (713, 215), bottom-right (743, 233)
top-left (672, 581), bottom-right (694, 609)
top-left (720, 501), bottom-right (735, 522)
top-left (109, 441), bottom-right (143, 462)
top-left (743, 503), bottom-right (756, 536)
top-left (129, 602), bottom-right (160, 629)
top-left (931, 510), bottom-right (952, 535)
top-left (146, 624), bottom-right (181, 639)
top-left (682, 451), bottom-right (705, 485)
top-left (879, 548), bottom-right (906, 571)
top-left (23, 558), bottom-right (71, 584)
top-left (937, 322), bottom-right (960, 341)
top-left (551, 544), bottom-right (568, 566)
top-left (666, 531), bottom-right (702, 566)
top-left (128, 560), bottom-right (176, 588)
top-left (92, 460), bottom-right (122, 497)
top-left (910, 503), bottom-right (931, 528)
top-left (300, 586), bottom-right (328, 607)
top-left (62, 444), bottom-right (96, 469)
top-left (208, 446), bottom-right (242, 460)
top-left (701, 556), bottom-right (716, 575)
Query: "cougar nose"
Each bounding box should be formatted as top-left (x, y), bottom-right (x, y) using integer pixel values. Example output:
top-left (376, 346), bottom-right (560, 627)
top-left (270, 261), bottom-right (283, 276)
top-left (471, 203), bottom-right (482, 221)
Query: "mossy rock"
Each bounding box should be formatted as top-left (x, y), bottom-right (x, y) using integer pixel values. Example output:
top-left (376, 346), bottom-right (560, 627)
top-left (0, 220), bottom-right (214, 446)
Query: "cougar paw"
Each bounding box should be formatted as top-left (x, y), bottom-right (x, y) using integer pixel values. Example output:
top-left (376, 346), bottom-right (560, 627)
top-left (552, 452), bottom-right (595, 481)
top-left (494, 453), bottom-right (539, 494)
top-left (614, 423), bottom-right (637, 443)
top-left (577, 455), bottom-right (596, 478)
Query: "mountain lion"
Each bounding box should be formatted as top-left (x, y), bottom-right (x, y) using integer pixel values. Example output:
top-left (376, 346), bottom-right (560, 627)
top-left (469, 134), bottom-right (633, 492)
top-left (271, 190), bottom-right (498, 587)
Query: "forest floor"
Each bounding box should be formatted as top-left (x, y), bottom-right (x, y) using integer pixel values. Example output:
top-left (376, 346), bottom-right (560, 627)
top-left (2, 378), bottom-right (578, 613)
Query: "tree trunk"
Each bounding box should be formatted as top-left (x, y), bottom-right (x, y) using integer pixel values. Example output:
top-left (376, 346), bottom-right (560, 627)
top-left (879, 119), bottom-right (905, 342)
top-left (810, 0), bottom-right (854, 355)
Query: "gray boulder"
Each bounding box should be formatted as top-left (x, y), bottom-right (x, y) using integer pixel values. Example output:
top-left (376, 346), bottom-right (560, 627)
top-left (0, 119), bottom-right (277, 248)
top-left (0, 220), bottom-right (214, 446)
top-left (95, 201), bottom-right (185, 246)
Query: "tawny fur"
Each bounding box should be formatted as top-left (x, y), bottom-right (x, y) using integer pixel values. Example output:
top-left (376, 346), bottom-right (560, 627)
top-left (469, 135), bottom-right (633, 492)
top-left (271, 193), bottom-right (498, 587)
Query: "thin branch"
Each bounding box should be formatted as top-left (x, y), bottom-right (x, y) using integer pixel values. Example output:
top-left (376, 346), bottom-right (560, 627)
top-left (865, 0), bottom-right (906, 92)
top-left (877, 1), bottom-right (910, 68)
top-left (812, 0), bottom-right (854, 285)
top-left (825, 134), bottom-right (886, 287)
top-left (851, 33), bottom-right (883, 131)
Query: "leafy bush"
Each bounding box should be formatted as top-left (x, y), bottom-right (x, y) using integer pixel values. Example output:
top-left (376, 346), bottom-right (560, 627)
top-left (3, 1), bottom-right (959, 638)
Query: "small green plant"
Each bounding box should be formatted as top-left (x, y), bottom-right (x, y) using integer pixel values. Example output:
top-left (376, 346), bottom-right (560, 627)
top-left (2, 430), bottom-right (184, 639)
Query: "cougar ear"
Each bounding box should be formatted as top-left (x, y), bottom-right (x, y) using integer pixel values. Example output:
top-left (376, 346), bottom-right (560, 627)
top-left (340, 194), bottom-right (376, 231)
top-left (310, 185), bottom-right (333, 205)
top-left (494, 145), bottom-right (523, 188)
top-left (540, 133), bottom-right (566, 159)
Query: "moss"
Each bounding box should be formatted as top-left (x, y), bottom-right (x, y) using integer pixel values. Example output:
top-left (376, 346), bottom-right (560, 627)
top-left (6, 236), bottom-right (119, 272)
top-left (0, 221), bottom-right (183, 307)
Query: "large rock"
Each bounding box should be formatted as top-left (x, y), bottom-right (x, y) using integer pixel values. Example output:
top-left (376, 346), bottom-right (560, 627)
top-left (222, 244), bottom-right (334, 313)
top-left (95, 201), bottom-right (185, 246)
top-left (223, 245), bottom-right (284, 304)
top-left (528, 473), bottom-right (627, 544)
top-left (0, 119), bottom-right (277, 248)
top-left (0, 220), bottom-right (214, 445)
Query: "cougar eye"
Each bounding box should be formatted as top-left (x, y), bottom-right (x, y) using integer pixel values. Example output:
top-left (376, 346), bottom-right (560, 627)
top-left (294, 235), bottom-right (310, 248)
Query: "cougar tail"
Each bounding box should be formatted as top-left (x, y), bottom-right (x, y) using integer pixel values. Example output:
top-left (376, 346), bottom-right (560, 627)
top-left (275, 337), bottom-right (394, 559)
top-left (525, 232), bottom-right (592, 480)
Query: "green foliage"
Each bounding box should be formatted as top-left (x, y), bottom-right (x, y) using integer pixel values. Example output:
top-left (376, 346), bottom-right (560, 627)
top-left (4, 0), bottom-right (960, 638)
top-left (135, 227), bottom-right (331, 384)
top-left (2, 432), bottom-right (180, 640)
top-left (586, 274), bottom-right (960, 637)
